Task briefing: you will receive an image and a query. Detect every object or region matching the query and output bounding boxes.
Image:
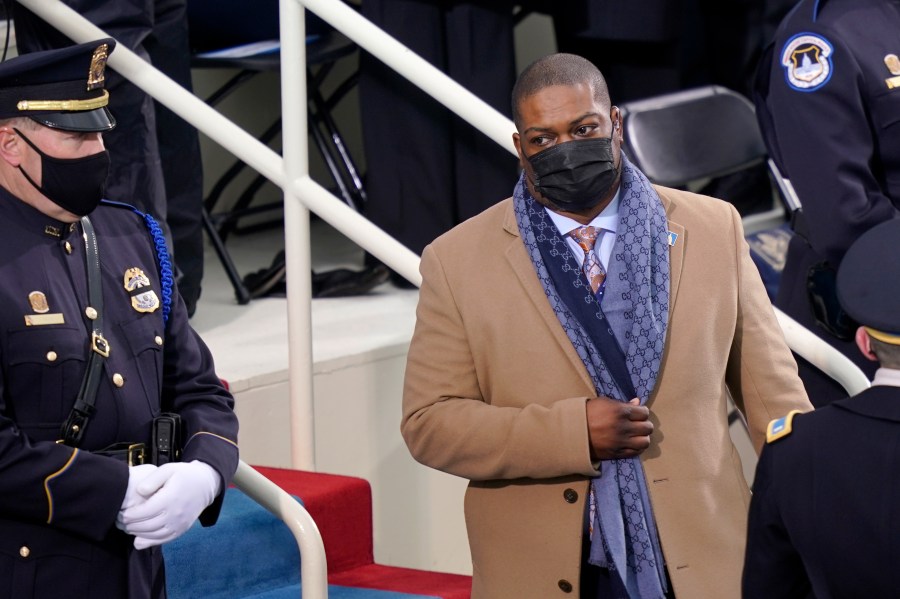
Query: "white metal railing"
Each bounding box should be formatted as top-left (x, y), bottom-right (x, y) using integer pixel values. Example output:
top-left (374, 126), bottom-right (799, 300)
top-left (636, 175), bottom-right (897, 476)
top-left (774, 309), bottom-right (870, 396)
top-left (232, 460), bottom-right (327, 598)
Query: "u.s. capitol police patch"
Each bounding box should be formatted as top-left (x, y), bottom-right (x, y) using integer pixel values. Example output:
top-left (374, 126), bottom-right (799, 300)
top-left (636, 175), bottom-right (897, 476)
top-left (123, 267), bottom-right (160, 313)
top-left (781, 33), bottom-right (833, 92)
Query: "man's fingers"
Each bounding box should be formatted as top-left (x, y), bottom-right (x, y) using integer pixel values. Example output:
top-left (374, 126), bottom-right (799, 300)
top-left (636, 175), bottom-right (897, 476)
top-left (625, 404), bottom-right (650, 420)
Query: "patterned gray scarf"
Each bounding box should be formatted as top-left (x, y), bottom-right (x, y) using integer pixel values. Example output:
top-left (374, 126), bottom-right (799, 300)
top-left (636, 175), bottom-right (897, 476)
top-left (513, 154), bottom-right (670, 598)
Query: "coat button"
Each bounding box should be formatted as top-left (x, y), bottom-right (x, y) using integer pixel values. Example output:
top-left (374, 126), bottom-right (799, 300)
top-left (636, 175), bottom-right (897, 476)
top-left (19, 546), bottom-right (30, 558)
top-left (154, 336), bottom-right (163, 346)
top-left (46, 351), bottom-right (58, 362)
top-left (563, 488), bottom-right (578, 503)
top-left (85, 307), bottom-right (98, 320)
top-left (558, 579), bottom-right (573, 593)
top-left (64, 241), bottom-right (72, 254)
top-left (112, 373), bottom-right (125, 388)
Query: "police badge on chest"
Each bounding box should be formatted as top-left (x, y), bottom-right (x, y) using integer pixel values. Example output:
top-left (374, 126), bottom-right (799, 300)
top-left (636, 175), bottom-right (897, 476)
top-left (123, 267), bottom-right (160, 313)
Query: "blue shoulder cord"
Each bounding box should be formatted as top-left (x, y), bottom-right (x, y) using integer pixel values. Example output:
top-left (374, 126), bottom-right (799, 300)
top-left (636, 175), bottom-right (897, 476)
top-left (100, 200), bottom-right (174, 325)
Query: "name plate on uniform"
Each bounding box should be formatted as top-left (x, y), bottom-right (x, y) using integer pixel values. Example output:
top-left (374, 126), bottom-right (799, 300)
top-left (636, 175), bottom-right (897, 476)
top-left (25, 313), bottom-right (65, 326)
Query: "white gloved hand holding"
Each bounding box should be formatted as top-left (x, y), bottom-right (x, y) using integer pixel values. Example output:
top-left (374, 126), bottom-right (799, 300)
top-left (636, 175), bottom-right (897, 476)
top-left (116, 460), bottom-right (221, 550)
top-left (117, 463), bottom-right (159, 514)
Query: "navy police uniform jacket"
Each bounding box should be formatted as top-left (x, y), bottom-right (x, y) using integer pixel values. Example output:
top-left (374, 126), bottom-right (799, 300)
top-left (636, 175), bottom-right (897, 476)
top-left (0, 190), bottom-right (239, 599)
top-left (753, 0), bottom-right (900, 401)
top-left (742, 384), bottom-right (900, 598)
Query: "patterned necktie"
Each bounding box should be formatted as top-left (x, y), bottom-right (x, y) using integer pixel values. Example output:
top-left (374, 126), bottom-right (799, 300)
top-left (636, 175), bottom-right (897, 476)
top-left (569, 226), bottom-right (606, 294)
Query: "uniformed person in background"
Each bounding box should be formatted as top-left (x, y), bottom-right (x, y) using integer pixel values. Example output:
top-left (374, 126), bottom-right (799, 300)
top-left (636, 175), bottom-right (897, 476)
top-left (0, 39), bottom-right (239, 598)
top-left (753, 0), bottom-right (900, 406)
top-left (742, 218), bottom-right (900, 598)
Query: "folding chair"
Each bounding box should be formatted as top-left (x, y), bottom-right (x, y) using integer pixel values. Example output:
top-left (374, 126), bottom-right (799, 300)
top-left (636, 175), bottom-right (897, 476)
top-left (187, 0), bottom-right (365, 304)
top-left (619, 85), bottom-right (798, 301)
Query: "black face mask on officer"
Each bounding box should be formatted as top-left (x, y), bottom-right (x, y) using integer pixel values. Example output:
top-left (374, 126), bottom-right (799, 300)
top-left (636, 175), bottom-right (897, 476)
top-left (14, 127), bottom-right (110, 217)
top-left (525, 128), bottom-right (619, 211)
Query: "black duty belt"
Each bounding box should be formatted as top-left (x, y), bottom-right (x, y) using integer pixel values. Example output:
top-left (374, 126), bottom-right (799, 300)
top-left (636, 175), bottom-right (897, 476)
top-left (93, 442), bottom-right (147, 466)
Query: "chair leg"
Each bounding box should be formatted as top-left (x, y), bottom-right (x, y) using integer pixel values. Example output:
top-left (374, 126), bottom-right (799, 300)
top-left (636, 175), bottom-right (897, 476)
top-left (307, 66), bottom-right (367, 208)
top-left (202, 207), bottom-right (251, 305)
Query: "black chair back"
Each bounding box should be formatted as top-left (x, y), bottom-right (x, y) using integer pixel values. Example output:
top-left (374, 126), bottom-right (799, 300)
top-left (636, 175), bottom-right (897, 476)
top-left (620, 85), bottom-right (768, 187)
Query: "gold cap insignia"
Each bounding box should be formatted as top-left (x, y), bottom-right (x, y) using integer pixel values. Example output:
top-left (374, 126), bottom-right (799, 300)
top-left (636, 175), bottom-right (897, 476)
top-left (87, 43), bottom-right (109, 91)
top-left (886, 54), bottom-right (900, 76)
top-left (123, 267), bottom-right (159, 313)
top-left (28, 291), bottom-right (49, 314)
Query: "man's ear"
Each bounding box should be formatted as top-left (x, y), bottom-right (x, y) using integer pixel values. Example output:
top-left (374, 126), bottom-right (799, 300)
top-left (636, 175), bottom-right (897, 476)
top-left (855, 326), bottom-right (879, 362)
top-left (512, 131), bottom-right (525, 169)
top-left (0, 127), bottom-right (24, 167)
top-left (610, 106), bottom-right (623, 140)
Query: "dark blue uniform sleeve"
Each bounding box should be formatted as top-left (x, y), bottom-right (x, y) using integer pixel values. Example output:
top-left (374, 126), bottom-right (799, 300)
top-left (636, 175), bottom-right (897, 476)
top-left (758, 20), bottom-right (897, 265)
top-left (160, 291), bottom-right (239, 525)
top-left (742, 443), bottom-right (812, 599)
top-left (0, 393), bottom-right (128, 541)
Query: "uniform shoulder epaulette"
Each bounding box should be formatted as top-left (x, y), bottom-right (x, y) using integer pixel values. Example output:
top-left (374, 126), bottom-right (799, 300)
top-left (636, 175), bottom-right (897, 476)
top-left (766, 410), bottom-right (803, 443)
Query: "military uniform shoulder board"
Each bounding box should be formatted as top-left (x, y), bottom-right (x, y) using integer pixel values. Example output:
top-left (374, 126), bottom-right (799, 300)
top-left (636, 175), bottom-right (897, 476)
top-left (766, 410), bottom-right (804, 443)
top-left (780, 32), bottom-right (834, 92)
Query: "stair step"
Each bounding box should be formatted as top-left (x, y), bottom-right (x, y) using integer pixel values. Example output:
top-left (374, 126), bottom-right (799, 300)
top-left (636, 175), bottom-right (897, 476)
top-left (164, 467), bottom-right (471, 598)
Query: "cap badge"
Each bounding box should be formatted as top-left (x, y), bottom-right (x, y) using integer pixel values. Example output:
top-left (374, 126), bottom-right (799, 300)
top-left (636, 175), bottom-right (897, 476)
top-left (123, 267), bottom-right (160, 313)
top-left (87, 43), bottom-right (109, 91)
top-left (780, 33), bottom-right (833, 92)
top-left (28, 291), bottom-right (49, 313)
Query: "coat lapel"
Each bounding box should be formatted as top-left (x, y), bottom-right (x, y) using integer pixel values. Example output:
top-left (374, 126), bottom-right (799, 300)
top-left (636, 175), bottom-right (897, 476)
top-left (656, 187), bottom-right (685, 313)
top-left (501, 205), bottom-right (596, 392)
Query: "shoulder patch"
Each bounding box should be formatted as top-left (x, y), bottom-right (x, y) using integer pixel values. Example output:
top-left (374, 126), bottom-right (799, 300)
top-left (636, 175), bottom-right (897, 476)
top-left (780, 32), bottom-right (834, 92)
top-left (766, 410), bottom-right (803, 443)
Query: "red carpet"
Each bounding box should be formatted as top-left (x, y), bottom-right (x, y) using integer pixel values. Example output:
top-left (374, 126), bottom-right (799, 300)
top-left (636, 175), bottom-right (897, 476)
top-left (252, 466), bottom-right (471, 599)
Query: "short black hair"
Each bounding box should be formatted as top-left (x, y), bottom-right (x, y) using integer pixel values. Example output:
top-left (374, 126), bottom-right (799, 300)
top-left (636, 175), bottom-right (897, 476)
top-left (511, 53), bottom-right (610, 130)
top-left (869, 335), bottom-right (900, 368)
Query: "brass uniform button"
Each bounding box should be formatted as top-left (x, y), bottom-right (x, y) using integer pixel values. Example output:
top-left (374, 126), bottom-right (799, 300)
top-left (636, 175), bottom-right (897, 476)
top-left (46, 351), bottom-right (58, 362)
top-left (85, 307), bottom-right (98, 320)
top-left (64, 241), bottom-right (72, 254)
top-left (154, 336), bottom-right (163, 346)
top-left (563, 488), bottom-right (578, 503)
top-left (19, 546), bottom-right (30, 558)
top-left (112, 373), bottom-right (125, 388)
top-left (558, 579), bottom-right (573, 593)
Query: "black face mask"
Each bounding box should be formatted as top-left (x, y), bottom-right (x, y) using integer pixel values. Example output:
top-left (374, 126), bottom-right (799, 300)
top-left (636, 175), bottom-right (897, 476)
top-left (526, 134), bottom-right (619, 211)
top-left (14, 128), bottom-right (110, 217)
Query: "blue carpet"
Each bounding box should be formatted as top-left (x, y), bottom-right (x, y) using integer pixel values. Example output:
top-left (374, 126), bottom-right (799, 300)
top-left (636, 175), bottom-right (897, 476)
top-left (164, 489), bottom-right (302, 599)
top-left (163, 489), bottom-right (441, 599)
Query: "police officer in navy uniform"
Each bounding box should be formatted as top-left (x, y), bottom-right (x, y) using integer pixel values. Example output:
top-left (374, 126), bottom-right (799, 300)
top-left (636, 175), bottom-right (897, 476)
top-left (0, 39), bottom-right (239, 598)
top-left (753, 0), bottom-right (900, 406)
top-left (13, 0), bottom-right (207, 316)
top-left (742, 218), bottom-right (900, 598)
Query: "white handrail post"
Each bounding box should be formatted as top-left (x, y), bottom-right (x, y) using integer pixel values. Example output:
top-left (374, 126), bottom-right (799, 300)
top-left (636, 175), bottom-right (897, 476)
top-left (280, 0), bottom-right (317, 471)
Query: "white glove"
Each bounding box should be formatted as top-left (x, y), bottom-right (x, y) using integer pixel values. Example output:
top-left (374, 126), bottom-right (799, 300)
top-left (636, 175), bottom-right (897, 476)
top-left (118, 463), bottom-right (159, 512)
top-left (116, 460), bottom-right (222, 550)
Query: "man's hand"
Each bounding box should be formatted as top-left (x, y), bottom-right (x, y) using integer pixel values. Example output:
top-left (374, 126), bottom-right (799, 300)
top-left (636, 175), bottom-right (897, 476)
top-left (586, 397), bottom-right (653, 460)
top-left (119, 463), bottom-right (158, 511)
top-left (116, 460), bottom-right (221, 550)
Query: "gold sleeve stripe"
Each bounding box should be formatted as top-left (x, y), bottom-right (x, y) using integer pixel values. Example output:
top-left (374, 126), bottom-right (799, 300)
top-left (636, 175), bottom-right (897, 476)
top-left (44, 448), bottom-right (79, 524)
top-left (185, 431), bottom-right (238, 449)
